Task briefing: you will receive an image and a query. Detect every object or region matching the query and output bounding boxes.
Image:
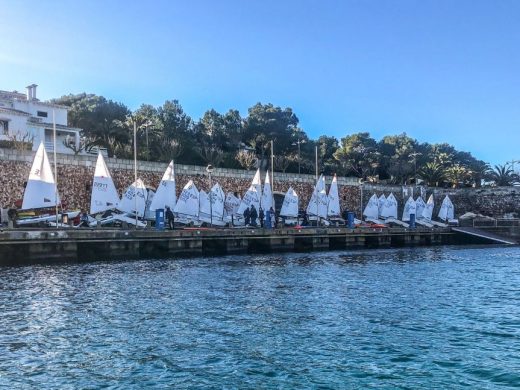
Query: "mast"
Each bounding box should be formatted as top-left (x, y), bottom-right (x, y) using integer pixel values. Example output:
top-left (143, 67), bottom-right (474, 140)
top-left (315, 145), bottom-right (319, 226)
top-left (270, 140), bottom-right (274, 192)
top-left (134, 121), bottom-right (138, 228)
top-left (53, 110), bottom-right (58, 228)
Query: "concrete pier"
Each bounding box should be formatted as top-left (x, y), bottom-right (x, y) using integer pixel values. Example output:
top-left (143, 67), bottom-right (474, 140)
top-left (0, 226), bottom-right (472, 265)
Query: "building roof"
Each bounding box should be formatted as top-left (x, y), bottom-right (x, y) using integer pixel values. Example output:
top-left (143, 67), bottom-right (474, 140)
top-left (37, 121), bottom-right (82, 132)
top-left (0, 107), bottom-right (31, 117)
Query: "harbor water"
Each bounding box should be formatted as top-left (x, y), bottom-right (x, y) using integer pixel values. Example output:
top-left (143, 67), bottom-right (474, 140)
top-left (1, 247), bottom-right (519, 388)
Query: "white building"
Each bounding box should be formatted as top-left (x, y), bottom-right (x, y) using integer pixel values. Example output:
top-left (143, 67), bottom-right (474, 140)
top-left (0, 84), bottom-right (82, 154)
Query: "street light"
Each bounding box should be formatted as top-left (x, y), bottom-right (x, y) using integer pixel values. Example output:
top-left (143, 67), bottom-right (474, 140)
top-left (292, 138), bottom-right (306, 174)
top-left (206, 164), bottom-right (214, 228)
top-left (409, 152), bottom-right (422, 185)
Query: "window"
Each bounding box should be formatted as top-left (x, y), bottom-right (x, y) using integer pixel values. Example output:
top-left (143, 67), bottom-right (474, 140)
top-left (0, 119), bottom-right (8, 135)
top-left (37, 111), bottom-right (48, 118)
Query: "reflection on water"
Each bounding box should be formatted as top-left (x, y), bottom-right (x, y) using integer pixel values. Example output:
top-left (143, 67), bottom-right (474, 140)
top-left (1, 246), bottom-right (519, 388)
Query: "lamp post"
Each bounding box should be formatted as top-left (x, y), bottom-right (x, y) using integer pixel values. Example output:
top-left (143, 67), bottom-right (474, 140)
top-left (410, 152), bottom-right (422, 186)
top-left (292, 138), bottom-right (306, 174)
top-left (510, 159), bottom-right (520, 173)
top-left (206, 164), bottom-right (214, 227)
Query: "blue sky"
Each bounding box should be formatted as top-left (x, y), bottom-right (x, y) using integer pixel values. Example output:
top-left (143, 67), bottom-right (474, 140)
top-left (1, 0), bottom-right (519, 165)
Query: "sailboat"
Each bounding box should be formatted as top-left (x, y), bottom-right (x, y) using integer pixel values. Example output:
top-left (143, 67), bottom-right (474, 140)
top-left (280, 187), bottom-right (299, 225)
top-left (90, 152), bottom-right (120, 215)
top-left (380, 192), bottom-right (409, 226)
top-left (18, 142), bottom-right (64, 225)
top-left (438, 195), bottom-right (455, 223)
top-left (118, 179), bottom-right (148, 218)
top-left (378, 194), bottom-right (386, 219)
top-left (260, 169), bottom-right (273, 214)
top-left (422, 195), bottom-right (434, 221)
top-left (402, 196), bottom-right (417, 222)
top-left (224, 192), bottom-right (241, 224)
top-left (415, 196), bottom-right (426, 219)
top-left (149, 160), bottom-right (176, 212)
top-left (381, 192), bottom-right (398, 219)
top-left (199, 183), bottom-right (226, 226)
top-left (174, 180), bottom-right (200, 225)
top-left (363, 193), bottom-right (380, 221)
top-left (143, 188), bottom-right (156, 220)
top-left (237, 168), bottom-right (262, 226)
top-left (306, 174), bottom-right (328, 223)
top-left (327, 175), bottom-right (341, 219)
top-left (414, 196), bottom-right (433, 227)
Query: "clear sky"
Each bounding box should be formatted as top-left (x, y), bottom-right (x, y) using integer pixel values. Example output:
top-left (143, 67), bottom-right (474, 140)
top-left (1, 0), bottom-right (519, 165)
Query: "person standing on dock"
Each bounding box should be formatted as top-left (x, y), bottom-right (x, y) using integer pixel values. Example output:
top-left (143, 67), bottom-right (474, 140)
top-left (269, 207), bottom-right (276, 228)
top-left (165, 206), bottom-right (175, 230)
top-left (265, 207), bottom-right (271, 229)
top-left (79, 209), bottom-right (89, 227)
top-left (250, 205), bottom-right (258, 227)
top-left (259, 207), bottom-right (265, 228)
top-left (243, 207), bottom-right (251, 226)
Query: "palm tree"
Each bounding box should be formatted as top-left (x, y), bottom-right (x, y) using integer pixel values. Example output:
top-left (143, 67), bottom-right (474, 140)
top-left (488, 164), bottom-right (519, 186)
top-left (446, 164), bottom-right (470, 188)
top-left (418, 162), bottom-right (446, 187)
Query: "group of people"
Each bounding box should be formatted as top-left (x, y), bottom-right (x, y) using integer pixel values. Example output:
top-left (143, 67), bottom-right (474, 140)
top-left (243, 204), bottom-right (276, 228)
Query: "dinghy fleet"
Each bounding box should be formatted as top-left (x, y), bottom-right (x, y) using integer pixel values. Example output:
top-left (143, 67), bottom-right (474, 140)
top-left (363, 191), bottom-right (456, 228)
top-left (14, 142), bottom-right (457, 228)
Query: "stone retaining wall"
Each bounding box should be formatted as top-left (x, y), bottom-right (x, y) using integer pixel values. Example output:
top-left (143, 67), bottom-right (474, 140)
top-left (1, 148), bottom-right (519, 218)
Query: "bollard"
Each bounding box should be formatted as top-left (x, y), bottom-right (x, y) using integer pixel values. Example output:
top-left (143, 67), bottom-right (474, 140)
top-left (347, 212), bottom-right (355, 228)
top-left (155, 208), bottom-right (165, 231)
top-left (409, 213), bottom-right (416, 229)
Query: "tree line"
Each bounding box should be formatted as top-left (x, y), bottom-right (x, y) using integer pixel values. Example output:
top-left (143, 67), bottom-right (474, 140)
top-left (51, 93), bottom-right (518, 188)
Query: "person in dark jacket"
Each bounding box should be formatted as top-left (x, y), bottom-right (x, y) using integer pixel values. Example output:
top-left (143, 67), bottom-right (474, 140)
top-left (250, 204), bottom-right (258, 227)
top-left (259, 207), bottom-right (265, 228)
top-left (165, 206), bottom-right (175, 230)
top-left (302, 210), bottom-right (309, 226)
top-left (79, 209), bottom-right (89, 227)
top-left (243, 207), bottom-right (251, 226)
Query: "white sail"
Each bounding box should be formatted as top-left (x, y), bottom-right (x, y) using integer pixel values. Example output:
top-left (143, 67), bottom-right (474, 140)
top-left (306, 174), bottom-right (328, 218)
top-left (90, 152), bottom-right (120, 214)
top-left (144, 188), bottom-right (156, 219)
top-left (21, 142), bottom-right (60, 210)
top-left (200, 183), bottom-right (225, 221)
top-left (327, 175), bottom-right (340, 217)
top-left (415, 196), bottom-right (426, 219)
top-left (118, 179), bottom-right (147, 217)
top-left (280, 187), bottom-right (299, 217)
top-left (438, 195), bottom-right (455, 221)
top-left (260, 169), bottom-right (273, 212)
top-left (402, 196), bottom-right (417, 222)
top-left (378, 194), bottom-right (386, 218)
top-left (149, 160), bottom-right (176, 212)
top-left (210, 183), bottom-right (225, 220)
top-left (422, 194), bottom-right (434, 221)
top-left (363, 193), bottom-right (379, 219)
top-left (381, 192), bottom-right (398, 219)
top-left (237, 168), bottom-right (262, 215)
top-left (174, 180), bottom-right (199, 218)
top-left (446, 196), bottom-right (455, 220)
top-left (224, 192), bottom-right (241, 218)
top-left (199, 190), bottom-right (210, 217)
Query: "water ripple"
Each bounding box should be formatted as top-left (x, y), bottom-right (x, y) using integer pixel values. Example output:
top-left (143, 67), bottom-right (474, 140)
top-left (1, 246), bottom-right (519, 389)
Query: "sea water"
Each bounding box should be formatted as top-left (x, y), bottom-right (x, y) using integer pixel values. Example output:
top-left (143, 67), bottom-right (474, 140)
top-left (0, 247), bottom-right (519, 389)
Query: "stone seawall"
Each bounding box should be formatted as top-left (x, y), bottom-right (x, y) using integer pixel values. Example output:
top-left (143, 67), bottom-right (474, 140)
top-left (1, 148), bottom-right (519, 218)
